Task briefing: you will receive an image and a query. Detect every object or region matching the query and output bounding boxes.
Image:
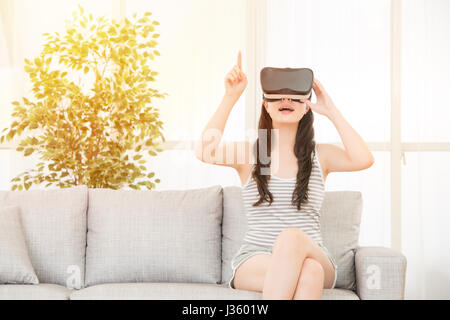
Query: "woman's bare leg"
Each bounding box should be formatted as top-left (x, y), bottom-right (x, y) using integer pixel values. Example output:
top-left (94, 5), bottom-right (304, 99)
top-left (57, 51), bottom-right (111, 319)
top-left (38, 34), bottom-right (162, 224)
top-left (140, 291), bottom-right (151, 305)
top-left (262, 228), bottom-right (336, 299)
top-left (233, 228), bottom-right (336, 299)
top-left (262, 228), bottom-right (308, 299)
top-left (292, 258), bottom-right (324, 300)
top-left (233, 253), bottom-right (272, 292)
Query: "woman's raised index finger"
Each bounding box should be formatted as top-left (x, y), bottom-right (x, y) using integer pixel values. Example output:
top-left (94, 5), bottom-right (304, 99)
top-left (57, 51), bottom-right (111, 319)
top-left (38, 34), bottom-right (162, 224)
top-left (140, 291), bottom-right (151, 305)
top-left (237, 51), bottom-right (242, 69)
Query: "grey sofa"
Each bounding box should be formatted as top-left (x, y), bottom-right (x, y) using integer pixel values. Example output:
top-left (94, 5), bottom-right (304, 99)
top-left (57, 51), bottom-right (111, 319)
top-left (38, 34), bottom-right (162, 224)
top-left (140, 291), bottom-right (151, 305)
top-left (0, 185), bottom-right (406, 300)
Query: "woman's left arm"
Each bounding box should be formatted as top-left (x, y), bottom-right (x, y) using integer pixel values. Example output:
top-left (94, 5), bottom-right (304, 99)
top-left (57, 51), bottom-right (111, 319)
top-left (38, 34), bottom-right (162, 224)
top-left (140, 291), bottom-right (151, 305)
top-left (305, 78), bottom-right (375, 174)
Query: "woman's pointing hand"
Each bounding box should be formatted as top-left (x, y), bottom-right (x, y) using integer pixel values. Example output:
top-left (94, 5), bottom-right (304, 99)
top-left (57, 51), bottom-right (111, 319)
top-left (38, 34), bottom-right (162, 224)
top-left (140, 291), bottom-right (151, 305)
top-left (225, 50), bottom-right (248, 99)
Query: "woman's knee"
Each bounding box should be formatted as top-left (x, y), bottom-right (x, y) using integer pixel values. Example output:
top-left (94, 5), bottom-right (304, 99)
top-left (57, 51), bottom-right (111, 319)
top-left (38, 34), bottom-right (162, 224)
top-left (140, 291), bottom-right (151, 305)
top-left (272, 228), bottom-right (311, 256)
top-left (299, 258), bottom-right (324, 285)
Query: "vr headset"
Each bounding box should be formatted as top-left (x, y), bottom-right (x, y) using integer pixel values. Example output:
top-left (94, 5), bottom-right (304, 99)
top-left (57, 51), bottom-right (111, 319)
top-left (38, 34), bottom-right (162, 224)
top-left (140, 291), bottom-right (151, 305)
top-left (260, 67), bottom-right (314, 102)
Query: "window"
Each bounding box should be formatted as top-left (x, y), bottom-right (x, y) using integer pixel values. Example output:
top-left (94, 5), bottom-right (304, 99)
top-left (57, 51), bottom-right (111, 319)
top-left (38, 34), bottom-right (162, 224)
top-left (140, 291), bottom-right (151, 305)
top-left (402, 0), bottom-right (450, 142)
top-left (400, 0), bottom-right (450, 299)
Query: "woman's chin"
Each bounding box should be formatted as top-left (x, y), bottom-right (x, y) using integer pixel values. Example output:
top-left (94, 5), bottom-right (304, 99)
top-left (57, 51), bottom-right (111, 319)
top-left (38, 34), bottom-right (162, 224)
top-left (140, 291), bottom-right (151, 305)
top-left (273, 115), bottom-right (303, 123)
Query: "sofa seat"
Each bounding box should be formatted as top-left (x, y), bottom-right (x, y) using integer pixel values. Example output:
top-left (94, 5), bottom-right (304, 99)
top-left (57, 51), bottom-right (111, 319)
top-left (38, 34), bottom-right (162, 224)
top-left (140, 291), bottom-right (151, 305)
top-left (69, 282), bottom-right (359, 300)
top-left (0, 284), bottom-right (72, 300)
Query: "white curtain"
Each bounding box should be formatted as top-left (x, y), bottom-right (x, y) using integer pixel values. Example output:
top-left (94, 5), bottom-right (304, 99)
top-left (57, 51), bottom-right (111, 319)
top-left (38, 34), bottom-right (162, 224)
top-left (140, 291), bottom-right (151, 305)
top-left (401, 0), bottom-right (450, 300)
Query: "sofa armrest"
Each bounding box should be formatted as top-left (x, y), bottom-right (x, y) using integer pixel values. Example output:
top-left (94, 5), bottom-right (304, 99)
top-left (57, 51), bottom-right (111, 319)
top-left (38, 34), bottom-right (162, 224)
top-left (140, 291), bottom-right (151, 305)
top-left (355, 246), bottom-right (407, 300)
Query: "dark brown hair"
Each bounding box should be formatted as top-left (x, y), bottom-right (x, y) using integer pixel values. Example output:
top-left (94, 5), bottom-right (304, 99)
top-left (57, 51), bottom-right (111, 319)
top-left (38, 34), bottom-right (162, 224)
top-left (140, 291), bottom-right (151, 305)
top-left (251, 100), bottom-right (316, 210)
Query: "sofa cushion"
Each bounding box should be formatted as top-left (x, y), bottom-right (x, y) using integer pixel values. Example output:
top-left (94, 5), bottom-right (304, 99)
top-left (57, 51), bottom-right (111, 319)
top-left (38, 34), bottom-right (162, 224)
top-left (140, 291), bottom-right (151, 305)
top-left (221, 186), bottom-right (248, 286)
top-left (221, 187), bottom-right (362, 290)
top-left (321, 288), bottom-right (359, 300)
top-left (0, 284), bottom-right (72, 300)
top-left (85, 185), bottom-right (223, 286)
top-left (69, 283), bottom-right (358, 300)
top-left (70, 283), bottom-right (248, 300)
top-left (0, 205), bottom-right (39, 284)
top-left (0, 186), bottom-right (88, 288)
top-left (320, 191), bottom-right (362, 290)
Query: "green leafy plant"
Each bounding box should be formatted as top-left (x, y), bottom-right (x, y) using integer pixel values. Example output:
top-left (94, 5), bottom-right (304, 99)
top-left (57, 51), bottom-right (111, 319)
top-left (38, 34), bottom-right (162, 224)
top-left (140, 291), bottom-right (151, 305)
top-left (0, 4), bottom-right (168, 190)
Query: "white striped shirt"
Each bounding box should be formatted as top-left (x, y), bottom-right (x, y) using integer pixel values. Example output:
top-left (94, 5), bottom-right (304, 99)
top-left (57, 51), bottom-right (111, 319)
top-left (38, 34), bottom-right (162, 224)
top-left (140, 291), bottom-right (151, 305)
top-left (241, 145), bottom-right (326, 248)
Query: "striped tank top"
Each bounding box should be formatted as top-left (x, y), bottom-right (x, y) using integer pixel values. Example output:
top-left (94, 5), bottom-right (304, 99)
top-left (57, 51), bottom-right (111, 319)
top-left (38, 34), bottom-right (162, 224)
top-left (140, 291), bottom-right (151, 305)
top-left (241, 145), bottom-right (326, 248)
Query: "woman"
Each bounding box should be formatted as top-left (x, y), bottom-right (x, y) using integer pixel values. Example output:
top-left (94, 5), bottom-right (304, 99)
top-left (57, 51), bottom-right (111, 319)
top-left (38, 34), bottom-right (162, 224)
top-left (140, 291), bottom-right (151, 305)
top-left (195, 51), bottom-right (374, 300)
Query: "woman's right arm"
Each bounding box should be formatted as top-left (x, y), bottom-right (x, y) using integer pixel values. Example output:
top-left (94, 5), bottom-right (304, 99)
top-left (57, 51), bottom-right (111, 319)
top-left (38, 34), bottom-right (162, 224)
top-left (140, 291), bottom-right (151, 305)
top-left (194, 50), bottom-right (250, 171)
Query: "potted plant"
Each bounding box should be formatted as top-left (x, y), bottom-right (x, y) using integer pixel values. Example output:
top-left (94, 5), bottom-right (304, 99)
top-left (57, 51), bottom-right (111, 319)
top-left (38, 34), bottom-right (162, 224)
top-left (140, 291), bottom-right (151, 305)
top-left (0, 4), bottom-right (167, 190)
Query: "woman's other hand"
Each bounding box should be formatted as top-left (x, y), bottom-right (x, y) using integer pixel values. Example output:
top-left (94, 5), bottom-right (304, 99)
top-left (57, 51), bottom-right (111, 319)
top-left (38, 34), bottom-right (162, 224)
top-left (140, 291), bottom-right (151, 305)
top-left (305, 78), bottom-right (339, 119)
